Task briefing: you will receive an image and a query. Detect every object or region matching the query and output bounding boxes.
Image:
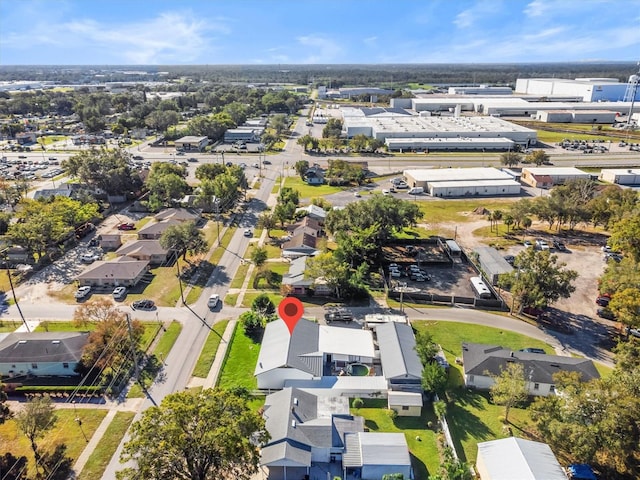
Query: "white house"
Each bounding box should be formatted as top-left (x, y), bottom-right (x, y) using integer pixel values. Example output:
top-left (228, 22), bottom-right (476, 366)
top-left (476, 437), bottom-right (567, 480)
top-left (255, 319), bottom-right (375, 390)
top-left (0, 332), bottom-right (89, 378)
top-left (462, 343), bottom-right (600, 396)
top-left (376, 322), bottom-right (423, 392)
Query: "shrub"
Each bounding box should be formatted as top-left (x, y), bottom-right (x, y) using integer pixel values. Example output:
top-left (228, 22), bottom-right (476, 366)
top-left (352, 397), bottom-right (364, 409)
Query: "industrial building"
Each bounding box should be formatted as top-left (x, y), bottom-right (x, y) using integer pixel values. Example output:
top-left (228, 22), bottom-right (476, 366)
top-left (536, 109), bottom-right (618, 124)
top-left (515, 77), bottom-right (640, 102)
top-left (403, 167), bottom-right (521, 198)
top-left (318, 86), bottom-right (395, 100)
top-left (521, 167), bottom-right (591, 189)
top-left (473, 246), bottom-right (513, 285)
top-left (341, 109), bottom-right (537, 151)
top-left (448, 85), bottom-right (513, 95)
top-left (599, 168), bottom-right (640, 185)
top-left (174, 136), bottom-right (208, 152)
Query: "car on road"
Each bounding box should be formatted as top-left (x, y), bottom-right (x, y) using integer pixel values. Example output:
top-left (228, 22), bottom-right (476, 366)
top-left (176, 151), bottom-right (185, 156)
top-left (226, 162), bottom-right (233, 167)
top-left (74, 286), bottom-right (91, 300)
top-left (523, 240), bottom-right (533, 248)
top-left (117, 222), bottom-right (136, 231)
top-left (244, 229), bottom-right (252, 237)
top-left (80, 253), bottom-right (100, 263)
top-left (207, 294), bottom-right (219, 309)
top-left (382, 189), bottom-right (390, 195)
top-left (132, 155), bottom-right (144, 160)
top-left (132, 299), bottom-right (155, 310)
top-left (504, 255), bottom-right (515, 265)
top-left (239, 163), bottom-right (247, 169)
top-left (112, 286), bottom-right (127, 300)
top-left (354, 191), bottom-right (361, 198)
top-left (252, 163), bottom-right (259, 168)
top-left (325, 308), bottom-right (353, 323)
top-left (188, 157), bottom-right (198, 162)
top-left (262, 160), bottom-right (271, 165)
top-left (628, 327), bottom-right (640, 338)
top-left (595, 295), bottom-right (611, 307)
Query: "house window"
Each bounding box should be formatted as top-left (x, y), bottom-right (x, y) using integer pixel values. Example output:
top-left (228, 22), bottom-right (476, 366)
top-left (468, 375), bottom-right (474, 383)
top-left (550, 385), bottom-right (555, 393)
top-left (31, 363), bottom-right (38, 369)
top-left (533, 383), bottom-right (539, 390)
top-left (402, 406), bottom-right (410, 411)
top-left (63, 363), bottom-right (69, 369)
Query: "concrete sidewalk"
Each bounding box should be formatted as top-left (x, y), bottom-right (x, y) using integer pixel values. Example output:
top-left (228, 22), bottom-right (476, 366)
top-left (73, 409), bottom-right (118, 474)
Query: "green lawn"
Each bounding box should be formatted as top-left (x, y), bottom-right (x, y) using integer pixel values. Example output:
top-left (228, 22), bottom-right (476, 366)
top-left (126, 265), bottom-right (182, 307)
top-left (248, 262), bottom-right (288, 289)
top-left (0, 409), bottom-right (108, 477)
top-left (224, 292), bottom-right (238, 306)
top-left (353, 399), bottom-right (440, 479)
top-left (217, 322), bottom-right (261, 390)
top-left (77, 411), bottom-right (135, 480)
top-left (418, 198), bottom-right (517, 225)
top-left (230, 263), bottom-right (251, 289)
top-left (413, 320), bottom-right (551, 462)
top-left (283, 176), bottom-right (343, 198)
top-left (192, 319), bottom-right (230, 378)
top-left (240, 291), bottom-right (284, 308)
top-left (209, 227), bottom-right (237, 265)
top-left (535, 130), bottom-right (622, 144)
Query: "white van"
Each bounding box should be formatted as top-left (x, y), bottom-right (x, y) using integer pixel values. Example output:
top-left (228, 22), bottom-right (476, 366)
top-left (408, 187), bottom-right (424, 195)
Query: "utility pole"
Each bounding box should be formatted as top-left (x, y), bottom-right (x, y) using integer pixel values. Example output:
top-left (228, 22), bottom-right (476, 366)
top-left (214, 199), bottom-right (221, 244)
top-left (2, 249), bottom-right (29, 332)
top-left (175, 256), bottom-right (186, 305)
top-left (126, 313), bottom-right (141, 385)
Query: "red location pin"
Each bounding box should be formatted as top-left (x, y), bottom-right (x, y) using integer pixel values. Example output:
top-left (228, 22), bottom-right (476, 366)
top-left (278, 297), bottom-right (304, 335)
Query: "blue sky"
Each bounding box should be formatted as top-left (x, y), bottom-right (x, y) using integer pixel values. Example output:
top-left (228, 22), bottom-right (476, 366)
top-left (1, 0), bottom-right (639, 65)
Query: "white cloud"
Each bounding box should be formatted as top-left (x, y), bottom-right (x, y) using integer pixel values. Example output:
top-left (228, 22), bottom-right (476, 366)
top-left (363, 36), bottom-right (378, 46)
top-left (297, 35), bottom-right (343, 63)
top-left (453, 9), bottom-right (474, 29)
top-left (524, 0), bottom-right (547, 17)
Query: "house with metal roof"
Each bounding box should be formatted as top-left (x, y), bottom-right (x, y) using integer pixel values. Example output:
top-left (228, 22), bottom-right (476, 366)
top-left (255, 319), bottom-right (375, 390)
top-left (0, 332), bottom-right (89, 378)
top-left (260, 387), bottom-right (364, 480)
top-left (476, 437), bottom-right (567, 480)
top-left (375, 322), bottom-right (423, 392)
top-left (343, 432), bottom-right (412, 480)
top-left (462, 343), bottom-right (600, 396)
top-left (282, 256), bottom-right (313, 295)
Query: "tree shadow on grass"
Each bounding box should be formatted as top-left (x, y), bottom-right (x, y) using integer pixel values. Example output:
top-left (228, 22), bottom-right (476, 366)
top-left (364, 419), bottom-right (379, 431)
top-left (446, 393), bottom-right (493, 463)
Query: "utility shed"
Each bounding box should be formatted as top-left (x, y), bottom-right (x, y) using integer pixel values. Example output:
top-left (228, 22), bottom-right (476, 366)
top-left (473, 246), bottom-right (514, 285)
top-left (343, 432), bottom-right (411, 480)
top-left (476, 437), bottom-right (567, 480)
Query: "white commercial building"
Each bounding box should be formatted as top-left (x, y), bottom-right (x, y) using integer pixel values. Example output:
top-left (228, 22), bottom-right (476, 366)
top-left (448, 85), bottom-right (513, 95)
top-left (516, 77), bottom-right (640, 102)
top-left (341, 109), bottom-right (537, 150)
top-left (536, 109), bottom-right (618, 124)
top-left (403, 167), bottom-right (521, 198)
top-left (599, 168), bottom-right (640, 185)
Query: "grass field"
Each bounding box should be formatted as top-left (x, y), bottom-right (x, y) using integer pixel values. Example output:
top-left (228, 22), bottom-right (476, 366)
top-left (240, 291), bottom-right (284, 308)
top-left (230, 262), bottom-right (251, 289)
top-left (192, 320), bottom-right (230, 378)
top-left (535, 130), bottom-right (623, 144)
top-left (0, 408), bottom-right (108, 477)
top-left (418, 198), bottom-right (516, 225)
top-left (413, 320), bottom-right (551, 462)
top-left (283, 176), bottom-right (343, 198)
top-left (77, 411), bottom-right (135, 480)
top-left (353, 399), bottom-right (440, 479)
top-left (216, 322), bottom-right (260, 390)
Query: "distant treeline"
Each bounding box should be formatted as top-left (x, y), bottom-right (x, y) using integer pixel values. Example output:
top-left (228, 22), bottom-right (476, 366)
top-left (0, 62), bottom-right (637, 87)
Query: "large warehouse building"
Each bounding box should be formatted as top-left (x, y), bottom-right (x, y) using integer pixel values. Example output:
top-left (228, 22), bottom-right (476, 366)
top-left (403, 167), bottom-right (521, 198)
top-left (515, 77), bottom-right (640, 102)
top-left (341, 108), bottom-right (537, 151)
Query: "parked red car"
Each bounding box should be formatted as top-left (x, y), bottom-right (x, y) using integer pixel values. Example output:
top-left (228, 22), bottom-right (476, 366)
top-left (117, 222), bottom-right (136, 231)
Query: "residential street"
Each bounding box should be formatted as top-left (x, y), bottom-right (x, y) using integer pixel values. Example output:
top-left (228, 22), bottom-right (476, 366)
top-left (0, 114), bottom-right (617, 479)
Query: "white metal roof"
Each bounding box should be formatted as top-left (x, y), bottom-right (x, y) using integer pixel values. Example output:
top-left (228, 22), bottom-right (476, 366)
top-left (477, 437), bottom-right (567, 480)
top-left (388, 391), bottom-right (423, 407)
top-left (404, 167), bottom-right (513, 183)
top-left (318, 325), bottom-right (374, 358)
top-left (428, 179), bottom-right (521, 188)
top-left (522, 167), bottom-right (590, 176)
top-left (360, 432), bottom-right (411, 466)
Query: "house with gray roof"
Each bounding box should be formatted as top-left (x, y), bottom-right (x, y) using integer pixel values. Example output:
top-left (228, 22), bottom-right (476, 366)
top-left (462, 343), bottom-right (600, 396)
top-left (282, 257), bottom-right (313, 295)
top-left (76, 256), bottom-right (150, 288)
top-left (153, 207), bottom-right (202, 224)
top-left (0, 332), bottom-right (89, 378)
top-left (282, 232), bottom-right (318, 258)
top-left (343, 432), bottom-right (412, 480)
top-left (261, 387), bottom-right (364, 479)
top-left (376, 322), bottom-right (423, 392)
top-left (255, 319), bottom-right (375, 390)
top-left (115, 239), bottom-right (170, 265)
top-left (295, 204), bottom-right (327, 222)
top-left (137, 219), bottom-right (181, 240)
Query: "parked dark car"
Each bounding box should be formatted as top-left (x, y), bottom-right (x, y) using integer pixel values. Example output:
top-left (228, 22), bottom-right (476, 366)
top-left (595, 295), bottom-right (611, 307)
top-left (132, 299), bottom-right (155, 310)
top-left (325, 308), bottom-right (353, 323)
top-left (596, 308), bottom-right (615, 320)
top-left (519, 347), bottom-right (546, 354)
top-left (552, 240), bottom-right (567, 251)
top-left (117, 222), bottom-right (136, 231)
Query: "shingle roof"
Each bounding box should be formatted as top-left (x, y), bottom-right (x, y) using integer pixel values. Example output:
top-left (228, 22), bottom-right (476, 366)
top-left (137, 219), bottom-right (181, 236)
top-left (376, 322), bottom-right (423, 381)
top-left (282, 257), bottom-right (312, 287)
top-left (283, 232), bottom-right (317, 250)
top-left (116, 240), bottom-right (168, 257)
top-left (76, 257), bottom-right (149, 281)
top-left (462, 343), bottom-right (600, 384)
top-left (0, 332), bottom-right (89, 363)
top-left (153, 208), bottom-right (201, 222)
